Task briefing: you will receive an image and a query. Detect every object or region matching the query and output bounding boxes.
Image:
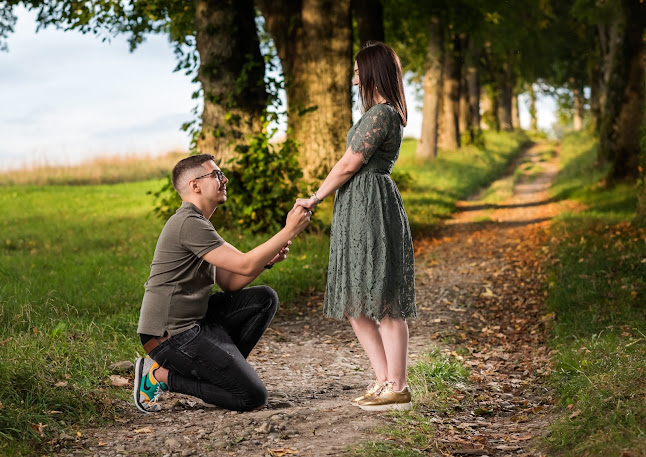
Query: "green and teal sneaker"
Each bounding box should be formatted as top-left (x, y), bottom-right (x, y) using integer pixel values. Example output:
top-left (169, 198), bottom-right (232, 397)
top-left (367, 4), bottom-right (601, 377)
top-left (134, 357), bottom-right (168, 413)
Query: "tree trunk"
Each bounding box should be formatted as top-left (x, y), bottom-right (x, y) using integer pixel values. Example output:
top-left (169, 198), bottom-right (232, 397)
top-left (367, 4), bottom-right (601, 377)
top-left (352, 0), bottom-right (384, 45)
top-left (195, 0), bottom-right (267, 163)
top-left (572, 85), bottom-right (585, 131)
top-left (589, 59), bottom-right (601, 132)
top-left (528, 84), bottom-right (538, 130)
top-left (598, 0), bottom-right (645, 183)
top-left (417, 15), bottom-right (443, 161)
top-left (465, 40), bottom-right (481, 139)
top-left (480, 89), bottom-right (492, 130)
top-left (511, 91), bottom-right (520, 129)
top-left (438, 33), bottom-right (461, 150)
top-left (497, 61), bottom-right (513, 131)
top-left (258, 0), bottom-right (353, 180)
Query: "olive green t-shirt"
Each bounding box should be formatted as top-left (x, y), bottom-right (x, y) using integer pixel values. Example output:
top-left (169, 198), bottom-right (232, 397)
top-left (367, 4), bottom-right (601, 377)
top-left (137, 201), bottom-right (224, 336)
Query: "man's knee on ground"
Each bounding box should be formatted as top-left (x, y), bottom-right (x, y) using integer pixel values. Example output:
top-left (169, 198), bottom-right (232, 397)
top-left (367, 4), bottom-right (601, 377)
top-left (238, 383), bottom-right (268, 412)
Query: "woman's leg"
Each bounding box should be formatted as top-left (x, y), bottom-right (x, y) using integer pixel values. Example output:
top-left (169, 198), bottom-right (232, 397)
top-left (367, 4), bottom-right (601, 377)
top-left (347, 315), bottom-right (389, 383)
top-left (379, 317), bottom-right (409, 390)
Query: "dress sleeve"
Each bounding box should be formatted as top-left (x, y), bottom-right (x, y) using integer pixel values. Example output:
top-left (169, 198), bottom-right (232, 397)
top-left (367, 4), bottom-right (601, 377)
top-left (348, 105), bottom-right (394, 164)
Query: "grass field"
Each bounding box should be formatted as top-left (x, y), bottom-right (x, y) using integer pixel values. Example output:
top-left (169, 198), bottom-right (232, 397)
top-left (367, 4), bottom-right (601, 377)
top-left (0, 132), bottom-right (527, 455)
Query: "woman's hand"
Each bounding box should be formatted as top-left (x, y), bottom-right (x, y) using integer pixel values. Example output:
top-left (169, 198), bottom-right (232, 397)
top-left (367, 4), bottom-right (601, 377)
top-left (294, 197), bottom-right (317, 210)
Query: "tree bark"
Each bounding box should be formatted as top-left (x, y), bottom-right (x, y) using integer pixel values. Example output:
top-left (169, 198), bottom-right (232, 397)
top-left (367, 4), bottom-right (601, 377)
top-left (511, 91), bottom-right (520, 129)
top-left (438, 33), bottom-right (461, 150)
top-left (589, 59), bottom-right (601, 132)
top-left (598, 0), bottom-right (645, 183)
top-left (417, 15), bottom-right (443, 161)
top-left (257, 0), bottom-right (353, 180)
top-left (352, 0), bottom-right (384, 45)
top-left (497, 61), bottom-right (513, 131)
top-left (572, 85), bottom-right (585, 131)
top-left (528, 84), bottom-right (538, 130)
top-left (465, 40), bottom-right (481, 139)
top-left (195, 0), bottom-right (267, 163)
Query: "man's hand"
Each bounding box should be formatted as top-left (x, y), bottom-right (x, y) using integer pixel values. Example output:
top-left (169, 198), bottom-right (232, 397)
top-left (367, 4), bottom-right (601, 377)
top-left (269, 241), bottom-right (291, 265)
top-left (285, 205), bottom-right (311, 237)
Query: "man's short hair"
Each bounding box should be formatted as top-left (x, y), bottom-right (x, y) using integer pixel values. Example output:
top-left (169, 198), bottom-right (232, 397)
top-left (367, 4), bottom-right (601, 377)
top-left (171, 154), bottom-right (216, 193)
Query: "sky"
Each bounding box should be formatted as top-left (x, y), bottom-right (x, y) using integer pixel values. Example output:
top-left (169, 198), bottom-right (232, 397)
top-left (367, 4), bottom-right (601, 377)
top-left (0, 6), bottom-right (555, 172)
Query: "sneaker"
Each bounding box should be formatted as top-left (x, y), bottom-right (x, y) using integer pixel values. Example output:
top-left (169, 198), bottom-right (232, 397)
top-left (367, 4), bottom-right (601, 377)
top-left (134, 357), bottom-right (168, 413)
top-left (358, 381), bottom-right (412, 411)
top-left (350, 380), bottom-right (382, 406)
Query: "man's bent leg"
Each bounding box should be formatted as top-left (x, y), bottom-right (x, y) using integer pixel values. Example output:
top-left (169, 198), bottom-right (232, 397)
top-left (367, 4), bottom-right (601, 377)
top-left (206, 285), bottom-right (278, 358)
top-left (149, 323), bottom-right (267, 412)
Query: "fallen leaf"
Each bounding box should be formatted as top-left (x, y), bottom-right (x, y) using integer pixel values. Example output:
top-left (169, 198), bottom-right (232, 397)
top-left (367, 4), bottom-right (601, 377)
top-left (569, 409), bottom-right (581, 420)
top-left (109, 375), bottom-right (129, 387)
top-left (134, 427), bottom-right (153, 434)
top-left (268, 448), bottom-right (300, 456)
top-left (54, 381), bottom-right (68, 387)
top-left (481, 287), bottom-right (497, 297)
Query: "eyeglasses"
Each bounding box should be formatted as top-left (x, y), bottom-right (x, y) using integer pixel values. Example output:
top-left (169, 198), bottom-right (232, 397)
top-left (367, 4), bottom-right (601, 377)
top-left (194, 169), bottom-right (226, 181)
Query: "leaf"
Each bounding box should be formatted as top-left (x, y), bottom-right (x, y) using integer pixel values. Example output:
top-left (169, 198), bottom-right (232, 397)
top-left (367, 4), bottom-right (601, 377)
top-left (54, 381), bottom-right (68, 387)
top-left (569, 409), bottom-right (582, 420)
top-left (109, 375), bottom-right (129, 387)
top-left (268, 448), bottom-right (300, 456)
top-left (481, 287), bottom-right (497, 297)
top-left (134, 427), bottom-right (153, 434)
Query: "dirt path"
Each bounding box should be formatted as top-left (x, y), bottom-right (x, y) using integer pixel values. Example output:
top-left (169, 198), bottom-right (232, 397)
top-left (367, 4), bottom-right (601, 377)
top-left (61, 142), bottom-right (565, 457)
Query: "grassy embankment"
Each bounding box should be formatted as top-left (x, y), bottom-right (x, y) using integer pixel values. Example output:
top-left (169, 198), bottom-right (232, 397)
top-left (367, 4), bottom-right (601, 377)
top-left (0, 131), bottom-right (527, 456)
top-left (543, 131), bottom-right (646, 456)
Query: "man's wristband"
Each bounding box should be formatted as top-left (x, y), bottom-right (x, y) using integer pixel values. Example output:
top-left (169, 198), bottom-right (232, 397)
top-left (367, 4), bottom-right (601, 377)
top-left (311, 191), bottom-right (324, 205)
top-left (264, 263), bottom-right (274, 270)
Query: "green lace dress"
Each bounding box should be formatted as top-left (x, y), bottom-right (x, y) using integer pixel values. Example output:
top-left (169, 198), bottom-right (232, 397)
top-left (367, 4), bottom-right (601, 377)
top-left (323, 103), bottom-right (416, 321)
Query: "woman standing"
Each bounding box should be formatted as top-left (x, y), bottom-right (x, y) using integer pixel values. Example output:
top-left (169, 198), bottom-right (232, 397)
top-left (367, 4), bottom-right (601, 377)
top-left (295, 42), bottom-right (416, 411)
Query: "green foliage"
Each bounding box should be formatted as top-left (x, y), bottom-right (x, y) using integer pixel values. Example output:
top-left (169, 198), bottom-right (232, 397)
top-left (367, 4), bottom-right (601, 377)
top-left (544, 131), bottom-right (646, 456)
top-left (219, 124), bottom-right (303, 234)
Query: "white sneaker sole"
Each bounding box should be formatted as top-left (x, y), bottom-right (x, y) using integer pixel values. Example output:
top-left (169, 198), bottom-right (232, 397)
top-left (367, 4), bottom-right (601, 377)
top-left (358, 401), bottom-right (412, 411)
top-left (133, 357), bottom-right (159, 413)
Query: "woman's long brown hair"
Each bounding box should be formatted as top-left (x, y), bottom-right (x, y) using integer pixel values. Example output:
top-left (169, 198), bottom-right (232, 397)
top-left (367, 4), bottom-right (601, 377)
top-left (356, 41), bottom-right (408, 126)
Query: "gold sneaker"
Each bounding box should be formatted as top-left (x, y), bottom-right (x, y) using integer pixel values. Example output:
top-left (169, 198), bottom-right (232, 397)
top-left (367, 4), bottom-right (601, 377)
top-left (358, 382), bottom-right (412, 411)
top-left (350, 380), bottom-right (381, 406)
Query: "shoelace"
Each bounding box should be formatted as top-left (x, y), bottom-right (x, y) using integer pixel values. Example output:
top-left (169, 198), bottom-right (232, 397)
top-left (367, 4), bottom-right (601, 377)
top-left (374, 381), bottom-right (395, 396)
top-left (148, 385), bottom-right (165, 406)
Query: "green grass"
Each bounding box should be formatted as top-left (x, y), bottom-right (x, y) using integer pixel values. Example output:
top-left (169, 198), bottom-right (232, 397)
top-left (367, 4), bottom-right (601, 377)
top-left (0, 132), bottom-right (526, 455)
top-left (543, 130), bottom-right (646, 456)
top-left (349, 348), bottom-right (470, 456)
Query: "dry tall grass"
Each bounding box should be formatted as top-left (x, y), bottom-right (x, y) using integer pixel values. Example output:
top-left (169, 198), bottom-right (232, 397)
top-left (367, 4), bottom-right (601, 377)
top-left (0, 151), bottom-right (188, 186)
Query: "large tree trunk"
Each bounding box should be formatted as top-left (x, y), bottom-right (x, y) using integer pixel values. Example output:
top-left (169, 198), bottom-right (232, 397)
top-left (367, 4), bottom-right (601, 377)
top-left (195, 0), bottom-right (267, 163)
top-left (417, 15), bottom-right (443, 161)
top-left (352, 0), bottom-right (384, 44)
top-left (258, 0), bottom-right (353, 180)
top-left (528, 84), bottom-right (538, 130)
top-left (465, 41), bottom-right (481, 139)
top-left (598, 0), bottom-right (645, 183)
top-left (438, 33), bottom-right (461, 150)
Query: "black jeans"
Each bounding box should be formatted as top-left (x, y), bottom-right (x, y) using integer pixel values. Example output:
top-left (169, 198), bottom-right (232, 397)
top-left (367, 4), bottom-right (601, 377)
top-left (147, 285), bottom-right (278, 412)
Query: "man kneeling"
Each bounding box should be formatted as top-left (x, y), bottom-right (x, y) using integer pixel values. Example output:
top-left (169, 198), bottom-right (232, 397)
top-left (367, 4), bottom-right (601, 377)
top-left (134, 154), bottom-right (311, 413)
